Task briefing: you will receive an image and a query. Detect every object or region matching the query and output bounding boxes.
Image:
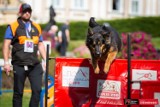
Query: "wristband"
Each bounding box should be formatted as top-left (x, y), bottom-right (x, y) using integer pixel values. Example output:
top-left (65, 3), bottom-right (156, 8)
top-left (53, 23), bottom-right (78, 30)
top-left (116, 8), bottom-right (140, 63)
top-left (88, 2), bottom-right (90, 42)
top-left (4, 61), bottom-right (9, 65)
top-left (42, 59), bottom-right (46, 64)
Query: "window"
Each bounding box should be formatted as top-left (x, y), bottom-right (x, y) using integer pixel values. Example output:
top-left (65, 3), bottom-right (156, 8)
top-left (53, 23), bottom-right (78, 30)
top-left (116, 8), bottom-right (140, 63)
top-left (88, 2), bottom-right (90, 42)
top-left (53, 0), bottom-right (60, 6)
top-left (72, 0), bottom-right (86, 10)
top-left (112, 0), bottom-right (120, 11)
top-left (52, 0), bottom-right (63, 8)
top-left (74, 0), bottom-right (84, 8)
top-left (131, 0), bottom-right (139, 14)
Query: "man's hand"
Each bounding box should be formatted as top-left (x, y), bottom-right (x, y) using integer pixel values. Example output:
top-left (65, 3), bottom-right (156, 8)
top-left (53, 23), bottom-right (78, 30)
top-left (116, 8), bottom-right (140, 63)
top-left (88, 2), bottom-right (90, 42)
top-left (41, 59), bottom-right (46, 72)
top-left (4, 63), bottom-right (11, 76)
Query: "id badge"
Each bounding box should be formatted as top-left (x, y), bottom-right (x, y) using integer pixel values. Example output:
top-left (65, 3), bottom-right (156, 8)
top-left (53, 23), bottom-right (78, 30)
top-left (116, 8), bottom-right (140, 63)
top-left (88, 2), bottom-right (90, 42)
top-left (24, 39), bottom-right (34, 53)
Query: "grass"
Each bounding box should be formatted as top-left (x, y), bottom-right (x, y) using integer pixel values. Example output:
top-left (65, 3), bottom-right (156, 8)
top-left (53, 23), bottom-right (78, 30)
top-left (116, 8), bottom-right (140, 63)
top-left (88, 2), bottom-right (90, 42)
top-left (152, 37), bottom-right (160, 49)
top-left (68, 40), bottom-right (85, 51)
top-left (0, 92), bottom-right (31, 107)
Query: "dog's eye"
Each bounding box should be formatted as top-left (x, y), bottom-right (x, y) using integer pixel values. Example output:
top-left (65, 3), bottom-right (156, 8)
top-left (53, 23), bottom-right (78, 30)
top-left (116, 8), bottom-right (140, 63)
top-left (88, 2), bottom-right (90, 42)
top-left (92, 44), bottom-right (96, 47)
top-left (103, 34), bottom-right (110, 39)
top-left (88, 39), bottom-right (93, 44)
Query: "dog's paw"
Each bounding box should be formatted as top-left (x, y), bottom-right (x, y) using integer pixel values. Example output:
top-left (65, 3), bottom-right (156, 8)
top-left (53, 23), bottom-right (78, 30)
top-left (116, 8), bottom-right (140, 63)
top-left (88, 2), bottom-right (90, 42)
top-left (94, 67), bottom-right (100, 74)
top-left (103, 68), bottom-right (109, 74)
top-left (95, 70), bottom-right (100, 74)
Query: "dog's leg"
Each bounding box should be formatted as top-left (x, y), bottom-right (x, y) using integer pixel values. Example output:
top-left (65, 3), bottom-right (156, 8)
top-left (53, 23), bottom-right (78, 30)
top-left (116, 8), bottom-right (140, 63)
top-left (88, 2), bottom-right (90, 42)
top-left (104, 51), bottom-right (118, 73)
top-left (92, 58), bottom-right (100, 74)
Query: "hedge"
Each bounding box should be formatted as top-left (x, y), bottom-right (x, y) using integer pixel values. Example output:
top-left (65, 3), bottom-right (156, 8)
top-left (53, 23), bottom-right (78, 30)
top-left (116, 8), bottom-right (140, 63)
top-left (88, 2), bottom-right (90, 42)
top-left (0, 16), bottom-right (160, 42)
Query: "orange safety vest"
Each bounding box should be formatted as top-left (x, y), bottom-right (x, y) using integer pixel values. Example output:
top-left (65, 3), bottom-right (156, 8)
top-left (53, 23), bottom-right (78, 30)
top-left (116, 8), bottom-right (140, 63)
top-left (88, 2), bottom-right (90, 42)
top-left (9, 18), bottom-right (42, 66)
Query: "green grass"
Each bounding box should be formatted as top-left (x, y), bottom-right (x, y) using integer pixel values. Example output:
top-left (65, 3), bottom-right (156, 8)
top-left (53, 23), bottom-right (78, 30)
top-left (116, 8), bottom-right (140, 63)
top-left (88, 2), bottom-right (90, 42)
top-left (68, 40), bottom-right (85, 51)
top-left (0, 92), bottom-right (31, 107)
top-left (152, 37), bottom-right (160, 49)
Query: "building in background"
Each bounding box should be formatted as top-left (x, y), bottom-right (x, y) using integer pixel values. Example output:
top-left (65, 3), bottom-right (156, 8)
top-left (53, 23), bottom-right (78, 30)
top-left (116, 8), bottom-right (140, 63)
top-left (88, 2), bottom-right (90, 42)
top-left (0, 0), bottom-right (160, 24)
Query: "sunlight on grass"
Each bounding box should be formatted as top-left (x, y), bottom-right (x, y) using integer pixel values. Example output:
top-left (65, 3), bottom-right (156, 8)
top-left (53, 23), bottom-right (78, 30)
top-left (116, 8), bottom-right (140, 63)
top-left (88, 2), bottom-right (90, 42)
top-left (152, 37), bottom-right (160, 49)
top-left (0, 92), bottom-right (31, 107)
top-left (68, 40), bottom-right (85, 51)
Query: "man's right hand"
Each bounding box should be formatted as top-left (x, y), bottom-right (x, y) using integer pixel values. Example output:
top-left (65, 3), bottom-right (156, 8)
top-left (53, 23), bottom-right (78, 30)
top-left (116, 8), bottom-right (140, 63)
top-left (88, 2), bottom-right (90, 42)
top-left (4, 64), bottom-right (11, 76)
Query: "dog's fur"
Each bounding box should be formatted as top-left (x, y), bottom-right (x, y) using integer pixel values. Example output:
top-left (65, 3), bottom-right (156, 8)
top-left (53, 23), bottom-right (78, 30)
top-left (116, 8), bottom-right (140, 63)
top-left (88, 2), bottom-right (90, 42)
top-left (86, 17), bottom-right (122, 74)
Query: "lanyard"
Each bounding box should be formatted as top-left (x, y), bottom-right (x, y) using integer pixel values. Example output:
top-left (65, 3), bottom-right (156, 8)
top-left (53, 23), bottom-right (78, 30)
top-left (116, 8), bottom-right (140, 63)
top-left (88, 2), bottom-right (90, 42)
top-left (25, 22), bottom-right (31, 39)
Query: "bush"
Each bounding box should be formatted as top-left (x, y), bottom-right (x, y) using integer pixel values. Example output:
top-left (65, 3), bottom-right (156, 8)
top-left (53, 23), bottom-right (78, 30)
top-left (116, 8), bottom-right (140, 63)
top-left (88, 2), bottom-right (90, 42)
top-left (69, 16), bottom-right (160, 40)
top-left (119, 31), bottom-right (159, 59)
top-left (0, 25), bottom-right (7, 42)
top-left (1, 16), bottom-right (160, 42)
top-left (70, 21), bottom-right (88, 40)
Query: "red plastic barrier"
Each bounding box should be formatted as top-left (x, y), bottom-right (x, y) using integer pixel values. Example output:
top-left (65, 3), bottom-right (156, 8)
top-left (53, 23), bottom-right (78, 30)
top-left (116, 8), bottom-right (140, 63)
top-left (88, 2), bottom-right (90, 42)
top-left (54, 58), bottom-right (160, 107)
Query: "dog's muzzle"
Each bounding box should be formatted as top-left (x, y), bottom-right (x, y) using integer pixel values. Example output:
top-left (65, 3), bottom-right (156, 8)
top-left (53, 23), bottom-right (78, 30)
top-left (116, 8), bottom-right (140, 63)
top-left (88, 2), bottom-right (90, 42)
top-left (95, 45), bottom-right (102, 57)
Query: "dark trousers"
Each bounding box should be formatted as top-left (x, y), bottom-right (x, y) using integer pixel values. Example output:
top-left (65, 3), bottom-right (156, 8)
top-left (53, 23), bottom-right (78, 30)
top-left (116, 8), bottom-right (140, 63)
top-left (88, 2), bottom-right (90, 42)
top-left (60, 42), bottom-right (68, 56)
top-left (12, 64), bottom-right (43, 107)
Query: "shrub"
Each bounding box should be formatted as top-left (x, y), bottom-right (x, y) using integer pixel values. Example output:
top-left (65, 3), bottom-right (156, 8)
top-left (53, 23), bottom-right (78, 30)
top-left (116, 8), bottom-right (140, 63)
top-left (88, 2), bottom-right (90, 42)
top-left (119, 31), bottom-right (159, 60)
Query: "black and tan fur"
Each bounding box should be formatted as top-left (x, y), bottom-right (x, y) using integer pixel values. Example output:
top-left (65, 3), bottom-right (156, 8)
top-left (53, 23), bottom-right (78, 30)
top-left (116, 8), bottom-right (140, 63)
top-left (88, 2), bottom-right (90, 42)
top-left (86, 17), bottom-right (122, 74)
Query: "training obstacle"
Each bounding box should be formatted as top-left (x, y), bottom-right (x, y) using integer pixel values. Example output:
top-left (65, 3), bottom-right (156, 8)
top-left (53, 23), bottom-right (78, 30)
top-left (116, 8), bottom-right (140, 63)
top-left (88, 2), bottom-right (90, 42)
top-left (54, 58), bottom-right (160, 107)
top-left (43, 34), bottom-right (160, 107)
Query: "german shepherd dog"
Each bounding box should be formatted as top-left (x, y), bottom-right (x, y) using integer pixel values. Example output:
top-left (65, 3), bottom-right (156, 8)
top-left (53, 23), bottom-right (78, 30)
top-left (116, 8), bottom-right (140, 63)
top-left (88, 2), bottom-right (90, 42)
top-left (86, 17), bottom-right (122, 74)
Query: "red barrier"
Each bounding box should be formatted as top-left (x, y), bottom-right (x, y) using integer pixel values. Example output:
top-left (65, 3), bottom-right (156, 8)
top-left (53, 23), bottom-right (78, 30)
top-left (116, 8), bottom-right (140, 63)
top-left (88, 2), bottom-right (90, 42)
top-left (55, 58), bottom-right (160, 107)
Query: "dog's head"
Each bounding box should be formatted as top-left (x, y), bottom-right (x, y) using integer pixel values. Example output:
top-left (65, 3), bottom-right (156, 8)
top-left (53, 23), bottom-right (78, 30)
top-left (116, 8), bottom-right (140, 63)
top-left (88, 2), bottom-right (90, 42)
top-left (86, 17), bottom-right (112, 57)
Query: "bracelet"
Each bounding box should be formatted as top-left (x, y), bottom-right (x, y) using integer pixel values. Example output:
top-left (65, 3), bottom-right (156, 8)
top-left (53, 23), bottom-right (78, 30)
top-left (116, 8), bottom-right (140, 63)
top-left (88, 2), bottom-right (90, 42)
top-left (42, 59), bottom-right (46, 64)
top-left (4, 61), bottom-right (9, 65)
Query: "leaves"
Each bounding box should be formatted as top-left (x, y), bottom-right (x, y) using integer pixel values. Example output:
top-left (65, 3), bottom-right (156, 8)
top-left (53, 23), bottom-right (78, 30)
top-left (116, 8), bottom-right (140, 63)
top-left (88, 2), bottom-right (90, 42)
top-left (119, 31), bottom-right (159, 59)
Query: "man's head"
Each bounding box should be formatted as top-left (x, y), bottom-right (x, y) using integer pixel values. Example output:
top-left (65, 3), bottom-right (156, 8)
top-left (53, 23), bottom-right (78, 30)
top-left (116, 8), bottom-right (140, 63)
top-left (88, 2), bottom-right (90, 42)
top-left (18, 3), bottom-right (32, 22)
top-left (49, 25), bottom-right (58, 33)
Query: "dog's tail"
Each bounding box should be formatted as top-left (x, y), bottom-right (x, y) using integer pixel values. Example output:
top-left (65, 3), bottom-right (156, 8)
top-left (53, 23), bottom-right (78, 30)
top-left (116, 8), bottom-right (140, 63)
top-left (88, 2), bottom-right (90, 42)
top-left (89, 17), bottom-right (99, 28)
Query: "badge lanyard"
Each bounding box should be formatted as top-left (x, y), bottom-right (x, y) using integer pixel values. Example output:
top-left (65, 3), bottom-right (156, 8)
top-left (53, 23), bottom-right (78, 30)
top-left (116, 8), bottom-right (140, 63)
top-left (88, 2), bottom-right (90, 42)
top-left (25, 22), bottom-right (31, 39)
top-left (24, 22), bottom-right (34, 53)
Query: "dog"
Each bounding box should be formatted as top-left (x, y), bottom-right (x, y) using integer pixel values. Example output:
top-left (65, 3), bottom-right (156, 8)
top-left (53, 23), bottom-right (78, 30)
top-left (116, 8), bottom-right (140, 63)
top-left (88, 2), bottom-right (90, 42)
top-left (86, 17), bottom-right (122, 74)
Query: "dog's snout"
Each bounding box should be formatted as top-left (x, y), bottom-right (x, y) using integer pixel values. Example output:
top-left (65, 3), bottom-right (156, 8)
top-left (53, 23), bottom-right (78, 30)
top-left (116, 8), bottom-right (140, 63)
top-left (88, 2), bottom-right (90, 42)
top-left (96, 51), bottom-right (100, 55)
top-left (95, 51), bottom-right (101, 57)
top-left (95, 45), bottom-right (101, 57)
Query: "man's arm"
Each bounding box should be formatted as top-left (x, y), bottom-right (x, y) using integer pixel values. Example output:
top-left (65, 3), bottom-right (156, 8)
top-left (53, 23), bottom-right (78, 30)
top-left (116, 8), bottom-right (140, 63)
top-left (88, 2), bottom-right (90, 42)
top-left (38, 42), bottom-right (46, 61)
top-left (65, 29), bottom-right (70, 43)
top-left (38, 42), bottom-right (46, 71)
top-left (3, 39), bottom-right (12, 75)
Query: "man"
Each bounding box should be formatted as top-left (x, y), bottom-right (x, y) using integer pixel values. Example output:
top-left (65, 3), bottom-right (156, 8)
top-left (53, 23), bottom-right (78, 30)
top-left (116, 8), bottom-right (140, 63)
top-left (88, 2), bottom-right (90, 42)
top-left (2, 3), bottom-right (46, 107)
top-left (59, 20), bottom-right (70, 56)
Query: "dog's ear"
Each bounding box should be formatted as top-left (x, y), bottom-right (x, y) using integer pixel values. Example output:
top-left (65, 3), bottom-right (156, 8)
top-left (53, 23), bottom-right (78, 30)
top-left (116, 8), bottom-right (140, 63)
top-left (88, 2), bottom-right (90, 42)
top-left (89, 17), bottom-right (99, 28)
top-left (88, 28), bottom-right (93, 36)
top-left (101, 24), bottom-right (111, 38)
top-left (102, 24), bottom-right (110, 31)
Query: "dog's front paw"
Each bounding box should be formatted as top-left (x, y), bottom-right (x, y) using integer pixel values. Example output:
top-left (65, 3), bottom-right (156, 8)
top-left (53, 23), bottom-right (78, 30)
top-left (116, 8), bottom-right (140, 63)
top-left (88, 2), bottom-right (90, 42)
top-left (94, 67), bottom-right (100, 74)
top-left (103, 67), bottom-right (109, 74)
